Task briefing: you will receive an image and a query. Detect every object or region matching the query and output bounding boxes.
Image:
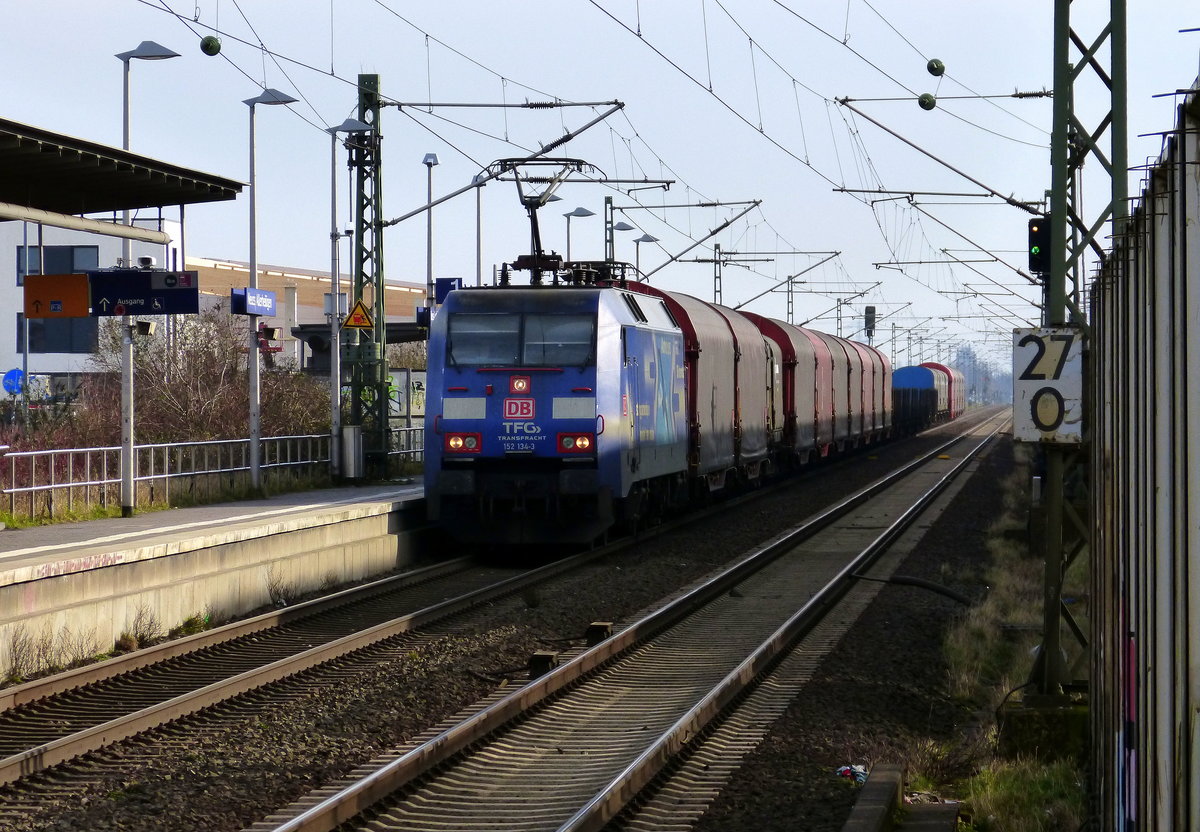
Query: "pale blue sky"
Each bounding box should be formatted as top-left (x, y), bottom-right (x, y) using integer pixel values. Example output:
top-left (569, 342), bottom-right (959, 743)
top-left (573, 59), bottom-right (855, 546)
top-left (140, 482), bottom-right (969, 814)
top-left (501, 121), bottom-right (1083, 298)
top-left (5, 2), bottom-right (1197, 367)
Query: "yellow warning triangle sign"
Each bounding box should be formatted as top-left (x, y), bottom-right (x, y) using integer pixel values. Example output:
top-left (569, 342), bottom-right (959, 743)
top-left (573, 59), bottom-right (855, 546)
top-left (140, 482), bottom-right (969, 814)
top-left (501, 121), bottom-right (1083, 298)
top-left (343, 299), bottom-right (375, 329)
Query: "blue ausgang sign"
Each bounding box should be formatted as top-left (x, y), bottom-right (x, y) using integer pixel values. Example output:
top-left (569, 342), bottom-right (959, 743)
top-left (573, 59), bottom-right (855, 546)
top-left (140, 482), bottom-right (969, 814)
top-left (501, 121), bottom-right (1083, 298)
top-left (89, 270), bottom-right (200, 317)
top-left (231, 287), bottom-right (277, 316)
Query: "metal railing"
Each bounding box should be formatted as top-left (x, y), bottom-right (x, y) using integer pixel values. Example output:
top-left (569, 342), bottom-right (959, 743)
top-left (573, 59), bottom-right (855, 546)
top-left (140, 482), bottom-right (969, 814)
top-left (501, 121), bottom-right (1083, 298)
top-left (1, 425), bottom-right (427, 520)
top-left (387, 426), bottom-right (424, 464)
top-left (2, 434), bottom-right (332, 519)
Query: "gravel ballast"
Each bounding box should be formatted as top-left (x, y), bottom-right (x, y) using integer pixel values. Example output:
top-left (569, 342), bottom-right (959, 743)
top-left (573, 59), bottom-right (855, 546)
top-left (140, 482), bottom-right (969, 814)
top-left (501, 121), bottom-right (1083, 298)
top-left (0, 417), bottom-right (1010, 831)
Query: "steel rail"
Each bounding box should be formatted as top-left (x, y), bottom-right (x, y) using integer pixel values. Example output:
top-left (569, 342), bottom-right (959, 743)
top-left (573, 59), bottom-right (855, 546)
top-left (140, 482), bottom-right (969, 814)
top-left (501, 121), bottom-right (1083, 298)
top-left (1, 404), bottom-right (895, 784)
top-left (559, 415), bottom-right (1007, 831)
top-left (0, 557), bottom-right (469, 712)
top-left (0, 547), bottom-right (609, 786)
top-left (258, 414), bottom-right (1006, 832)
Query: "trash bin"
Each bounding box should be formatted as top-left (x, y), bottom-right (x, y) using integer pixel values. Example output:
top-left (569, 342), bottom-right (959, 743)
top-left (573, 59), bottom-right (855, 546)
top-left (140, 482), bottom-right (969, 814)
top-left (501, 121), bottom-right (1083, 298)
top-left (342, 425), bottom-right (364, 479)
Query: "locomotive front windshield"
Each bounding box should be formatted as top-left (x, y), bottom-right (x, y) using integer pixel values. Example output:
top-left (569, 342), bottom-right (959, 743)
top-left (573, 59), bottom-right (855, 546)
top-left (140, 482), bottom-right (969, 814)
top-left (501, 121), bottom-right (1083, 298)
top-left (447, 312), bottom-right (594, 367)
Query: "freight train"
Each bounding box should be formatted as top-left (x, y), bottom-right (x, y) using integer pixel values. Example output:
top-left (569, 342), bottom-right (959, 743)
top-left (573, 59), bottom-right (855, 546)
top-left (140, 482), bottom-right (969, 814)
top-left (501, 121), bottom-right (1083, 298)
top-left (424, 261), bottom-right (959, 545)
top-left (891, 362), bottom-right (966, 435)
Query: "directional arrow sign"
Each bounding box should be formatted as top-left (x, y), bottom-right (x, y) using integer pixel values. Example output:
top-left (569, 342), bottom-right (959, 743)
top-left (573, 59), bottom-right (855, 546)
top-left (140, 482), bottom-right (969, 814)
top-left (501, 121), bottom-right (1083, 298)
top-left (24, 274), bottom-right (90, 319)
top-left (89, 270), bottom-right (200, 317)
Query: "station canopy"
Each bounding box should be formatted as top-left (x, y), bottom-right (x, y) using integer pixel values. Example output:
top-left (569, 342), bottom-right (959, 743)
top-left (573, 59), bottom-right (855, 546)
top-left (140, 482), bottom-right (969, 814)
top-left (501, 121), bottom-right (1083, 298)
top-left (0, 116), bottom-right (241, 216)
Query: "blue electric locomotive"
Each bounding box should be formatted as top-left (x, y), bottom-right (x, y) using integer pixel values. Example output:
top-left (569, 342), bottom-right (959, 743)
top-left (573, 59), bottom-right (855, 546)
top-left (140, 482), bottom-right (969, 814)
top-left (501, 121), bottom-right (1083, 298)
top-left (424, 284), bottom-right (688, 544)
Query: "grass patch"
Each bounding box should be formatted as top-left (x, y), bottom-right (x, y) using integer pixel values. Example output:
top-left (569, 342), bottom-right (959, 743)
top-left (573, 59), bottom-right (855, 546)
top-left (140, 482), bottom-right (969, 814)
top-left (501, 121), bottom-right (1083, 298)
top-left (957, 757), bottom-right (1085, 831)
top-left (0, 503), bottom-right (126, 529)
top-left (904, 442), bottom-right (1088, 828)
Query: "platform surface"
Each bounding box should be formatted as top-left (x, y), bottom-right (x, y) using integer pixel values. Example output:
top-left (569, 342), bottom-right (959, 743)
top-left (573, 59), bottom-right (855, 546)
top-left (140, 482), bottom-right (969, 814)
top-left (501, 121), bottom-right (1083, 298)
top-left (0, 481), bottom-right (424, 586)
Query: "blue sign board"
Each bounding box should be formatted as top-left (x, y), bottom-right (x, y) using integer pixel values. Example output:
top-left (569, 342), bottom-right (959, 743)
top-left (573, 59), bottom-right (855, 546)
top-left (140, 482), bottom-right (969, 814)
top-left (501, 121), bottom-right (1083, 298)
top-left (88, 270), bottom-right (200, 317)
top-left (435, 277), bottom-right (462, 304)
top-left (231, 287), bottom-right (277, 316)
top-left (3, 369), bottom-right (23, 395)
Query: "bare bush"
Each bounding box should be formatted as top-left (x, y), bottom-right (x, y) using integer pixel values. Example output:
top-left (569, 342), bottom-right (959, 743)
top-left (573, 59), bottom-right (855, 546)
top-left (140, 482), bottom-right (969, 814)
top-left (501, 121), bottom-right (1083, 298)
top-left (33, 623), bottom-right (63, 673)
top-left (265, 563), bottom-right (298, 607)
top-left (59, 625), bottom-right (100, 667)
top-left (3, 624), bottom-right (36, 683)
top-left (129, 602), bottom-right (164, 648)
top-left (3, 304), bottom-right (330, 453)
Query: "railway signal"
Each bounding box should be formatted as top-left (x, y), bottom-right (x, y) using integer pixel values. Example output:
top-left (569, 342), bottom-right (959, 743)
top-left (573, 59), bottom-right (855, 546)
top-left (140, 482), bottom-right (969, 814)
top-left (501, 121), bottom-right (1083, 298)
top-left (1028, 215), bottom-right (1050, 274)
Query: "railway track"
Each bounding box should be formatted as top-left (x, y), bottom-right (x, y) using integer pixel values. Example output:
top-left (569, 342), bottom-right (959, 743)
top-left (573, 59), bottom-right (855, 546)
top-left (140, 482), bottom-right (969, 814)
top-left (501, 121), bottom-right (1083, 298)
top-left (0, 555), bottom-right (582, 785)
top-left (244, 413), bottom-right (1007, 832)
top-left (0, 410), bottom-right (1002, 829)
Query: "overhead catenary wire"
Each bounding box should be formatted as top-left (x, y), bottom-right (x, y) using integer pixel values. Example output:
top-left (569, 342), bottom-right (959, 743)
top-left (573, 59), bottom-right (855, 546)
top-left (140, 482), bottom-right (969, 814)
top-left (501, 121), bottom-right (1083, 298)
top-left (146, 0), bottom-right (1017, 365)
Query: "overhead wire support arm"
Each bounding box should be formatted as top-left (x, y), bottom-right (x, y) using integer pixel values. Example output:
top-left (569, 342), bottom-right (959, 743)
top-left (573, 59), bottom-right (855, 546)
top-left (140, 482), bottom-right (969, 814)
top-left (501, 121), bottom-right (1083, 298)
top-left (909, 203), bottom-right (1041, 287)
top-left (641, 200), bottom-right (762, 280)
top-left (836, 99), bottom-right (1042, 216)
top-left (685, 257), bottom-right (774, 265)
top-left (494, 177), bottom-right (675, 187)
top-left (380, 102), bottom-right (624, 228)
top-left (716, 249), bottom-right (839, 256)
top-left (836, 187), bottom-right (1043, 206)
top-left (732, 252), bottom-right (840, 309)
top-left (383, 99), bottom-right (622, 109)
top-left (838, 91), bottom-right (1052, 102)
top-left (874, 258), bottom-right (998, 267)
top-left (798, 282), bottom-right (881, 327)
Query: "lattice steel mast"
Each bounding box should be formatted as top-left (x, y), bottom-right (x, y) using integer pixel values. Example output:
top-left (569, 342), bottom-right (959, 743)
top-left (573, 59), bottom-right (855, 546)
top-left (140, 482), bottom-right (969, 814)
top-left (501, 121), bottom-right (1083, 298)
top-left (347, 73), bottom-right (389, 475)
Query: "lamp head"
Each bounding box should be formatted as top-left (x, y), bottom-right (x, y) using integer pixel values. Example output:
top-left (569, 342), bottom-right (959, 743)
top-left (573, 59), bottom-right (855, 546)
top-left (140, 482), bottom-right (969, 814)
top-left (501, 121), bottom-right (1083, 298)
top-left (423, 152), bottom-right (440, 167)
top-left (116, 40), bottom-right (180, 62)
top-left (565, 207), bottom-right (595, 219)
top-left (329, 117), bottom-right (371, 135)
top-left (244, 88), bottom-right (298, 107)
top-left (613, 221), bottom-right (636, 232)
top-left (633, 233), bottom-right (659, 244)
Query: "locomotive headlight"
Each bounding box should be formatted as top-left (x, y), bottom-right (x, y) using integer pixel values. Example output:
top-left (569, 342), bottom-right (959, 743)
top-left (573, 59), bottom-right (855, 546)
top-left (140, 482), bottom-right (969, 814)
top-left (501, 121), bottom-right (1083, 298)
top-left (445, 433), bottom-right (482, 454)
top-left (557, 433), bottom-right (595, 454)
top-left (510, 376), bottom-right (531, 394)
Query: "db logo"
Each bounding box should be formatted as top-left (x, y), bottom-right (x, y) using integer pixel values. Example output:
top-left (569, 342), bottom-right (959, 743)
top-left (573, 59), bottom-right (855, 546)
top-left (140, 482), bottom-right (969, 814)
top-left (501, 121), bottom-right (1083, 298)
top-left (504, 398), bottom-right (535, 419)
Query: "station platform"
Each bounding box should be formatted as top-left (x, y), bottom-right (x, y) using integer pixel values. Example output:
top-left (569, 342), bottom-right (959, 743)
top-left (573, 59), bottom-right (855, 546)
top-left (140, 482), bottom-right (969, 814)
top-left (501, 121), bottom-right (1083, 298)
top-left (0, 482), bottom-right (428, 678)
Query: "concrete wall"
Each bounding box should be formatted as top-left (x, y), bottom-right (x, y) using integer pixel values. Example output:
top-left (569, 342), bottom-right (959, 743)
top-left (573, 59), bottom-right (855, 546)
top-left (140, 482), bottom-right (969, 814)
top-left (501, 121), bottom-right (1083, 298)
top-left (0, 499), bottom-right (421, 678)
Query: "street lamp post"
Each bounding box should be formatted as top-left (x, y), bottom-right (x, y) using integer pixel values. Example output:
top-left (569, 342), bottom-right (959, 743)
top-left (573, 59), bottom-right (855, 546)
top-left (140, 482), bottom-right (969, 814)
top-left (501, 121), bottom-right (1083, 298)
top-left (563, 207), bottom-right (595, 261)
top-left (632, 232), bottom-right (659, 276)
top-left (423, 153), bottom-right (439, 310)
top-left (115, 40), bottom-right (179, 518)
top-left (244, 88), bottom-right (297, 492)
top-left (327, 118), bottom-right (371, 479)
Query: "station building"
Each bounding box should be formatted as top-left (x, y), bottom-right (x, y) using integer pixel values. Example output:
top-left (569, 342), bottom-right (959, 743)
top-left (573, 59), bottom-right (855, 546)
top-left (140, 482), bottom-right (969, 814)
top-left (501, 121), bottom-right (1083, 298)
top-left (1, 220), bottom-right (427, 402)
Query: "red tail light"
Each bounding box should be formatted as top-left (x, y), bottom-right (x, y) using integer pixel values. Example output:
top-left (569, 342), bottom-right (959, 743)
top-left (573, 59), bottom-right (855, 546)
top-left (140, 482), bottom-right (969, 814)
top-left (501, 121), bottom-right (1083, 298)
top-left (557, 433), bottom-right (594, 453)
top-left (445, 433), bottom-right (482, 453)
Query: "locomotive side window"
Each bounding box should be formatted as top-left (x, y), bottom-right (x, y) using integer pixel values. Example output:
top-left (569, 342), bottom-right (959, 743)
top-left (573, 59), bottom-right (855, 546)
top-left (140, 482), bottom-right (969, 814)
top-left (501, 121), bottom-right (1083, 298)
top-left (523, 314), bottom-right (594, 366)
top-left (447, 313), bottom-right (520, 365)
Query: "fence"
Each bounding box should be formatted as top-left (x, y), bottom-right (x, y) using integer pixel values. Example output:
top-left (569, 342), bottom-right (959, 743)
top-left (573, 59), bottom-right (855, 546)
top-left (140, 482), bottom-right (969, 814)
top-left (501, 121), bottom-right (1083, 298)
top-left (1089, 84), bottom-right (1200, 830)
top-left (2, 423), bottom-right (428, 520)
top-left (387, 426), bottom-right (424, 465)
top-left (2, 434), bottom-right (331, 519)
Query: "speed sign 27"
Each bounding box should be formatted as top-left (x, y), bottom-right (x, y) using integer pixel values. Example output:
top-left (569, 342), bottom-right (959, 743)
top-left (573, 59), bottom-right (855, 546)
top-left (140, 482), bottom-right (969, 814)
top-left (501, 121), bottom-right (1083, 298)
top-left (1012, 327), bottom-right (1084, 443)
